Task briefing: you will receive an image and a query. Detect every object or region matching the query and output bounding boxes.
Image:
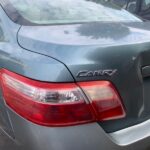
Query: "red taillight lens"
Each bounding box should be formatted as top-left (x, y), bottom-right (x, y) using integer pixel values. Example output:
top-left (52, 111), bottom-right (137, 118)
top-left (78, 81), bottom-right (126, 121)
top-left (0, 69), bottom-right (126, 126)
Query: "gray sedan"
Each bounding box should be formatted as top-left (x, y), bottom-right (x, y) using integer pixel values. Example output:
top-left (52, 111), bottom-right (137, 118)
top-left (0, 0), bottom-right (150, 150)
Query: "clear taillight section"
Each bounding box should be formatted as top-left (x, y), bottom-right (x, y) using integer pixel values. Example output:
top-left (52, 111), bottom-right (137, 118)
top-left (0, 69), bottom-right (126, 126)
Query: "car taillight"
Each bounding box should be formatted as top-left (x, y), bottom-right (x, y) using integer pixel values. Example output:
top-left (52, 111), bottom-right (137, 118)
top-left (78, 81), bottom-right (126, 121)
top-left (0, 69), bottom-right (126, 126)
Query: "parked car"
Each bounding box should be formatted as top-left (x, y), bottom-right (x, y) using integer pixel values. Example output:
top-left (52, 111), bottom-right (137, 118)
top-left (1, 0), bottom-right (150, 150)
top-left (114, 0), bottom-right (150, 20)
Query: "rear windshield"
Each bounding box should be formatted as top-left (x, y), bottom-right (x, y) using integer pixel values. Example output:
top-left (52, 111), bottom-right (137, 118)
top-left (1, 0), bottom-right (142, 25)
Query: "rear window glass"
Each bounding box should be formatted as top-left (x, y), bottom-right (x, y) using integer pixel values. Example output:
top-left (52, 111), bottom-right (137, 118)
top-left (1, 0), bottom-right (142, 25)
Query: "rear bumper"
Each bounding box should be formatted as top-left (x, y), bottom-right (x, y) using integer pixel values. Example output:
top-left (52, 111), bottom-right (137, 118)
top-left (4, 107), bottom-right (150, 150)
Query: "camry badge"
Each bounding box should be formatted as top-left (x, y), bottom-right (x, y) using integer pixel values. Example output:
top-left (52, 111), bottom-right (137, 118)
top-left (76, 69), bottom-right (117, 78)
